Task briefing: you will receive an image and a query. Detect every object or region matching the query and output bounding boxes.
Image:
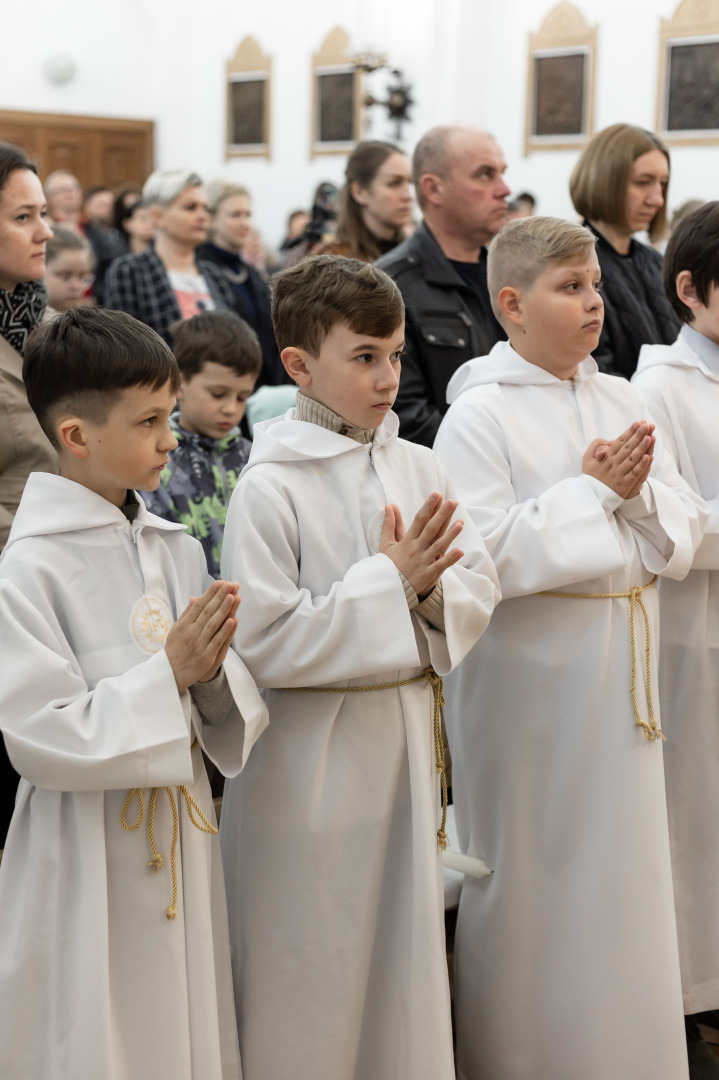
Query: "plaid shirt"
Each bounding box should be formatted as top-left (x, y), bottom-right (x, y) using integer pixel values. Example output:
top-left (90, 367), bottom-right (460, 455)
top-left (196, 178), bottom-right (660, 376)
top-left (104, 244), bottom-right (238, 344)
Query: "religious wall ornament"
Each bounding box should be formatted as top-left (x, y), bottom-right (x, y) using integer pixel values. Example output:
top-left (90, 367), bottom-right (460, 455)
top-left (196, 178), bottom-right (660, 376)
top-left (656, 0), bottom-right (719, 146)
top-left (524, 2), bottom-right (597, 156)
top-left (311, 28), bottom-right (362, 158)
top-left (226, 36), bottom-right (271, 160)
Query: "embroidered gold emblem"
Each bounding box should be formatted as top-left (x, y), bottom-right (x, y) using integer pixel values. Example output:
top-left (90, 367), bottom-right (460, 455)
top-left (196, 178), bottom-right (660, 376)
top-left (130, 595), bottom-right (173, 654)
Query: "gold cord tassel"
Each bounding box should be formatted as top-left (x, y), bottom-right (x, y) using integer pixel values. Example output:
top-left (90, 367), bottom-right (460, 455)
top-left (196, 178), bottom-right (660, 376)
top-left (121, 741), bottom-right (218, 921)
top-left (276, 667), bottom-right (449, 851)
top-left (537, 575), bottom-right (664, 743)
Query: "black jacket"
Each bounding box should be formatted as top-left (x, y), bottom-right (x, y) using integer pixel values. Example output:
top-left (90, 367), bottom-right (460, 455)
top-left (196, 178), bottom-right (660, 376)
top-left (588, 224), bottom-right (680, 379)
top-left (376, 223), bottom-right (505, 446)
top-left (196, 243), bottom-right (287, 387)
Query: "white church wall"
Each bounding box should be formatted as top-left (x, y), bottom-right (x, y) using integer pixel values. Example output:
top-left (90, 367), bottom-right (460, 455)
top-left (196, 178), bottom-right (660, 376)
top-left (0, 0), bottom-right (716, 247)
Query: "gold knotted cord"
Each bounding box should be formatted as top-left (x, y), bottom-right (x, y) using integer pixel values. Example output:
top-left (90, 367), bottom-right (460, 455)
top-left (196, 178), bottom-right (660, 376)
top-left (120, 738), bottom-right (218, 920)
top-left (536, 574), bottom-right (664, 743)
top-left (275, 667), bottom-right (449, 851)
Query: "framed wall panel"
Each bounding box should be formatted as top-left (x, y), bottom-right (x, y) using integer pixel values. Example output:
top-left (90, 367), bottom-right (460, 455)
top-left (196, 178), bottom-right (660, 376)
top-left (525, 3), bottom-right (596, 155)
top-left (226, 37), bottom-right (271, 159)
top-left (657, 0), bottom-right (719, 145)
top-left (311, 28), bottom-right (361, 158)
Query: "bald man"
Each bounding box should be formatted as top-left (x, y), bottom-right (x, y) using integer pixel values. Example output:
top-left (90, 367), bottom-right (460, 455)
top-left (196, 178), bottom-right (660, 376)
top-left (377, 126), bottom-right (510, 446)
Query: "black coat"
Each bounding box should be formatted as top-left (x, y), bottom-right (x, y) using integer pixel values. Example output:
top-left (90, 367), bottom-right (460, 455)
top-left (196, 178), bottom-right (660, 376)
top-left (588, 224), bottom-right (680, 379)
top-left (195, 244), bottom-right (286, 387)
top-left (376, 223), bottom-right (506, 446)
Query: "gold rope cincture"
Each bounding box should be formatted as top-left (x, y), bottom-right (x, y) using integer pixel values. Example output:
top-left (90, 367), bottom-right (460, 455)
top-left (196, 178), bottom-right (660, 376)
top-left (120, 738), bottom-right (218, 920)
top-left (276, 667), bottom-right (449, 851)
top-left (536, 575), bottom-right (664, 743)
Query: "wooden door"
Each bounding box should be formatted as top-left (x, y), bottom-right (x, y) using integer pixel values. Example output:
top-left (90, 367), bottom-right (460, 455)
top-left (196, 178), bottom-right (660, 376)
top-left (0, 110), bottom-right (154, 192)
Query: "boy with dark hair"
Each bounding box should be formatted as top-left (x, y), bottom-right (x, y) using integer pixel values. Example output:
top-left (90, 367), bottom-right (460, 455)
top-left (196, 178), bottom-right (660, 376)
top-left (142, 308), bottom-right (261, 577)
top-left (434, 216), bottom-right (704, 1080)
top-left (219, 254), bottom-right (500, 1080)
top-left (0, 307), bottom-right (267, 1080)
top-left (633, 200), bottom-right (719, 1054)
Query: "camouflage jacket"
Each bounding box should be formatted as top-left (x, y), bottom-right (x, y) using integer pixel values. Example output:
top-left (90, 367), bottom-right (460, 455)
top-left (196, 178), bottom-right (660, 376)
top-left (141, 413), bottom-right (251, 577)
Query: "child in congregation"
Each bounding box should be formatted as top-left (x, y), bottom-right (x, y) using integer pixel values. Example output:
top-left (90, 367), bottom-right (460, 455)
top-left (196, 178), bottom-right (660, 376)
top-left (142, 309), bottom-right (260, 577)
top-left (633, 201), bottom-right (719, 1067)
top-left (0, 307), bottom-right (267, 1080)
top-left (433, 216), bottom-right (705, 1080)
top-left (43, 223), bottom-right (95, 318)
top-left (219, 254), bottom-right (500, 1080)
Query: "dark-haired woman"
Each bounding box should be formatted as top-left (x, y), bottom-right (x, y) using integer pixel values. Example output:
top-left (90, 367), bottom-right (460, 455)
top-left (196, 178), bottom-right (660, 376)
top-left (0, 141), bottom-right (58, 844)
top-left (570, 123), bottom-right (679, 378)
top-left (316, 140), bottom-right (413, 262)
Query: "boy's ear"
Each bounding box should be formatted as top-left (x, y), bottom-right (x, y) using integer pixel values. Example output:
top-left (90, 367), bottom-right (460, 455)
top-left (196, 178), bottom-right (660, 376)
top-left (676, 270), bottom-right (700, 312)
top-left (497, 285), bottom-right (524, 328)
top-left (281, 347), bottom-right (312, 387)
top-left (176, 374), bottom-right (189, 402)
top-left (56, 417), bottom-right (91, 460)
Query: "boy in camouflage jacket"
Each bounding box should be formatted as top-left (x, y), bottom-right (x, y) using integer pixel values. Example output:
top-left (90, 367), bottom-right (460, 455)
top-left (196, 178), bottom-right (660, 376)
top-left (142, 310), bottom-right (261, 576)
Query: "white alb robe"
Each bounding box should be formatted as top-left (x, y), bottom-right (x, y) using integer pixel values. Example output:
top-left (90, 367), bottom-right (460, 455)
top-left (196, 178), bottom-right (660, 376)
top-left (634, 326), bottom-right (719, 1013)
top-left (433, 341), bottom-right (705, 1080)
top-left (0, 473), bottom-right (268, 1080)
top-left (219, 409), bottom-right (500, 1080)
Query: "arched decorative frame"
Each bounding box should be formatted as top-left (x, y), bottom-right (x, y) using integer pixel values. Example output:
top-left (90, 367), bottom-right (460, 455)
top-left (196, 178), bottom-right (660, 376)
top-left (656, 0), bottom-right (719, 146)
top-left (524, 3), bottom-right (597, 156)
top-left (226, 37), bottom-right (271, 160)
top-left (311, 28), bottom-right (362, 159)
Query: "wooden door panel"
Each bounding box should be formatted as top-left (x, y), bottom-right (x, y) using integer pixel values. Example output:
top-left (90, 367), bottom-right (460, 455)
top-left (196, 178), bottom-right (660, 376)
top-left (100, 133), bottom-right (152, 189)
top-left (42, 129), bottom-right (93, 183)
top-left (0, 111), bottom-right (154, 193)
top-left (0, 121), bottom-right (41, 163)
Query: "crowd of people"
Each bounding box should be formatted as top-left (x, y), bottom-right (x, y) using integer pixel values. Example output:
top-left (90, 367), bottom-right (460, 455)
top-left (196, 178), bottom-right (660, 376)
top-left (0, 122), bottom-right (717, 1080)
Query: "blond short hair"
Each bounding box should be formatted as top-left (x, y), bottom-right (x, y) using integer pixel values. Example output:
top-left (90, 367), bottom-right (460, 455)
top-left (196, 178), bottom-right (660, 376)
top-left (487, 217), bottom-right (596, 321)
top-left (142, 169), bottom-right (202, 208)
top-left (205, 180), bottom-right (251, 216)
top-left (569, 124), bottom-right (670, 243)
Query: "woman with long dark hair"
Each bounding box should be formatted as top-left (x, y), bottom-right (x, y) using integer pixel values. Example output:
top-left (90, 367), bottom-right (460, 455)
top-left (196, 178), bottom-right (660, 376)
top-left (0, 141), bottom-right (57, 845)
top-left (317, 140), bottom-right (413, 262)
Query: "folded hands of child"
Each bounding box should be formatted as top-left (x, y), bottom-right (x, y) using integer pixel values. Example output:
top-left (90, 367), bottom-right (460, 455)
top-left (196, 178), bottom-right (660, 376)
top-left (583, 421), bottom-right (655, 500)
top-left (380, 492), bottom-right (464, 598)
top-left (165, 580), bottom-right (241, 693)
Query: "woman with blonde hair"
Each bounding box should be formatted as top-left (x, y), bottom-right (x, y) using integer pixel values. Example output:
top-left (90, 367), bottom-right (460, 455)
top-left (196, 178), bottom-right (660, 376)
top-left (197, 182), bottom-right (284, 385)
top-left (570, 123), bottom-right (679, 377)
top-left (316, 140), bottom-right (413, 262)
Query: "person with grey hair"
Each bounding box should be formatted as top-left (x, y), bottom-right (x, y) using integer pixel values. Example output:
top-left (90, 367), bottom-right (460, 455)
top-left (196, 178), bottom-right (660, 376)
top-left (105, 169), bottom-right (237, 345)
top-left (376, 125), bottom-right (510, 446)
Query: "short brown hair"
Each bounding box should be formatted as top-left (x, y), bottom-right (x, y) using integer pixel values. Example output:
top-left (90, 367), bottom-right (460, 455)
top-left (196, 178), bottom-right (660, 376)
top-left (24, 308), bottom-right (179, 448)
top-left (662, 200), bottom-right (719, 324)
top-left (271, 255), bottom-right (404, 356)
top-left (170, 309), bottom-right (262, 379)
top-left (487, 217), bottom-right (597, 322)
top-left (570, 124), bottom-right (670, 243)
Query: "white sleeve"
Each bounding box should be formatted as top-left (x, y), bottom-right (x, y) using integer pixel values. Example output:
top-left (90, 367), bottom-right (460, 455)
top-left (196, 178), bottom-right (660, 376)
top-left (0, 580), bottom-right (194, 791)
top-left (617, 391), bottom-right (708, 580)
top-left (434, 395), bottom-right (626, 598)
top-left (221, 473), bottom-right (425, 687)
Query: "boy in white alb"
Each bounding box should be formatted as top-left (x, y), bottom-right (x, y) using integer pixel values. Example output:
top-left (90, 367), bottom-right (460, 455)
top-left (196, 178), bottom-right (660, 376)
top-left (433, 217), bottom-right (705, 1080)
top-left (219, 255), bottom-right (500, 1080)
top-left (0, 308), bottom-right (267, 1080)
top-left (633, 201), bottom-right (719, 1060)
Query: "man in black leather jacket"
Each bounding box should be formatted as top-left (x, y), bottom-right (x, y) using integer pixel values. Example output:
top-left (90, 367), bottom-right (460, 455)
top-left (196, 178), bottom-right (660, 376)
top-left (376, 126), bottom-right (510, 446)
